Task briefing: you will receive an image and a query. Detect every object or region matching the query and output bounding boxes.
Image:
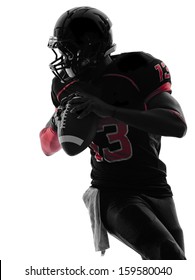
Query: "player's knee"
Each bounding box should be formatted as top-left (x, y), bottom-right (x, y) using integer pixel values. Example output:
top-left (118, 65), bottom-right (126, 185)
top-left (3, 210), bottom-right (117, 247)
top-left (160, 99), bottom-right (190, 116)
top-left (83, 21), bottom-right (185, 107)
top-left (170, 227), bottom-right (185, 251)
top-left (160, 239), bottom-right (186, 260)
top-left (171, 226), bottom-right (183, 237)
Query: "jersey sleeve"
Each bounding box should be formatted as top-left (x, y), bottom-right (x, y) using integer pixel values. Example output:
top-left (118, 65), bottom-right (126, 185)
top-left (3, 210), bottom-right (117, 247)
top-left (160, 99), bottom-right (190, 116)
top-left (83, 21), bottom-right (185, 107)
top-left (111, 52), bottom-right (172, 107)
top-left (134, 57), bottom-right (172, 101)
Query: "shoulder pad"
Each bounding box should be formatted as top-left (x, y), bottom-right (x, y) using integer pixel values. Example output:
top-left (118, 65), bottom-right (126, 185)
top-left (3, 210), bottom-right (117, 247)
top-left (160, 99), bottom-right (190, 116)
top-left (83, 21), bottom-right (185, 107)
top-left (115, 52), bottom-right (155, 72)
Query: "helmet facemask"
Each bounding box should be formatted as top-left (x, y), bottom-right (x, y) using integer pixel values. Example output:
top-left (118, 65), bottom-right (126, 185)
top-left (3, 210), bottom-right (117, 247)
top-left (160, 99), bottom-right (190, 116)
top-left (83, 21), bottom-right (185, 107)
top-left (48, 37), bottom-right (116, 82)
top-left (48, 36), bottom-right (76, 82)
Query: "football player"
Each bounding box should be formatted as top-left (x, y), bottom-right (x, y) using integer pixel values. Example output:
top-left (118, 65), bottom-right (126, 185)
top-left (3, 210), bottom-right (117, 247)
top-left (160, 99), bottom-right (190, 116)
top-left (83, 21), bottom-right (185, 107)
top-left (40, 7), bottom-right (187, 259)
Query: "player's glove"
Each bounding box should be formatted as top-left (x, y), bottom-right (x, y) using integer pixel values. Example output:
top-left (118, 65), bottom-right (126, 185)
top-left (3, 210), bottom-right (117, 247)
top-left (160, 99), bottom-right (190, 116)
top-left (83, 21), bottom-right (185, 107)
top-left (69, 94), bottom-right (115, 119)
top-left (59, 80), bottom-right (102, 106)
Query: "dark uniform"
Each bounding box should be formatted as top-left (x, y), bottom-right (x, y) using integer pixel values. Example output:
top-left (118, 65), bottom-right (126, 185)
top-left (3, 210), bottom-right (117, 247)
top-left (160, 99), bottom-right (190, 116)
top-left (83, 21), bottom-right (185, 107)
top-left (51, 52), bottom-right (186, 260)
top-left (90, 52), bottom-right (172, 197)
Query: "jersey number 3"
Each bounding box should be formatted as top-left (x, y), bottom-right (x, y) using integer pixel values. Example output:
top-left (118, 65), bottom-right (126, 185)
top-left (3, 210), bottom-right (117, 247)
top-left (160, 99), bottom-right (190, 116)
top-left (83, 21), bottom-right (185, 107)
top-left (90, 120), bottom-right (133, 163)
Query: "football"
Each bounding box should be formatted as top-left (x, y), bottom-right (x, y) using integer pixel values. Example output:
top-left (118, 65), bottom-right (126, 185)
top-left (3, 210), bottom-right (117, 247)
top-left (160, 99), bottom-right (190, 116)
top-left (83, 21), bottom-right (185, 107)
top-left (57, 101), bottom-right (99, 156)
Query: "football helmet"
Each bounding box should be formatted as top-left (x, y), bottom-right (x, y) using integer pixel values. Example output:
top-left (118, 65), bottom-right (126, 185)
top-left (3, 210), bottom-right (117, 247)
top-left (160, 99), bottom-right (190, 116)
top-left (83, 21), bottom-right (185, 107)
top-left (48, 7), bottom-right (116, 82)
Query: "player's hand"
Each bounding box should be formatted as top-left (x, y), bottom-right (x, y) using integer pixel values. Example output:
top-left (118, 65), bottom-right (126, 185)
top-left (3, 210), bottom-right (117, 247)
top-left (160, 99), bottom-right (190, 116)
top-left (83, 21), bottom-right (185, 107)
top-left (60, 92), bottom-right (80, 107)
top-left (59, 80), bottom-right (101, 106)
top-left (69, 95), bottom-right (115, 118)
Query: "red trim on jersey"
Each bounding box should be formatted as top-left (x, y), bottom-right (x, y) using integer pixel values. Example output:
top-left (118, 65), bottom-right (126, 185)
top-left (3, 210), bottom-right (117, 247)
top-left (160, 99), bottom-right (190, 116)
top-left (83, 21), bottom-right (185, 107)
top-left (144, 82), bottom-right (172, 104)
top-left (39, 127), bottom-right (61, 156)
top-left (57, 80), bottom-right (78, 102)
top-left (103, 74), bottom-right (140, 92)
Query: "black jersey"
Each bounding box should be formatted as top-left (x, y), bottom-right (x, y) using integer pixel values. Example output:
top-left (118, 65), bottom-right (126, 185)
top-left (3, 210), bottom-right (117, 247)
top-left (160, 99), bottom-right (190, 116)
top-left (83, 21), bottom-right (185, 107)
top-left (89, 52), bottom-right (173, 197)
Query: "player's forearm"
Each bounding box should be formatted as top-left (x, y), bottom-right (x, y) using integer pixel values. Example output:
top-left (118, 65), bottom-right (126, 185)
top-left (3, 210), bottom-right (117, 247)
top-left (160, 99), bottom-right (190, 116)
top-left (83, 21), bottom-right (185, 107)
top-left (40, 115), bottom-right (61, 156)
top-left (113, 107), bottom-right (187, 138)
top-left (40, 127), bottom-right (61, 156)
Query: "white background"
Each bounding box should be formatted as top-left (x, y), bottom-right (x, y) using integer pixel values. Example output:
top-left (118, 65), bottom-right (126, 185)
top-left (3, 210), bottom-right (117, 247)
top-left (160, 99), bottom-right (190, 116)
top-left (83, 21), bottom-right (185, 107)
top-left (0, 0), bottom-right (194, 279)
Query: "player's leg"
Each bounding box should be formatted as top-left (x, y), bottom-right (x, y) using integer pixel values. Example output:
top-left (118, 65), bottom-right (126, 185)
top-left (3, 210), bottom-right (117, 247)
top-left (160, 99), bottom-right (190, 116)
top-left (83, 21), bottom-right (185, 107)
top-left (143, 195), bottom-right (185, 254)
top-left (100, 191), bottom-right (186, 260)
